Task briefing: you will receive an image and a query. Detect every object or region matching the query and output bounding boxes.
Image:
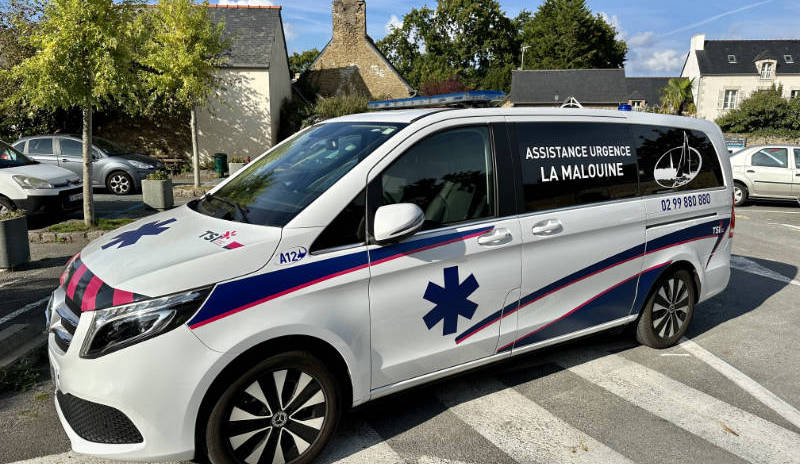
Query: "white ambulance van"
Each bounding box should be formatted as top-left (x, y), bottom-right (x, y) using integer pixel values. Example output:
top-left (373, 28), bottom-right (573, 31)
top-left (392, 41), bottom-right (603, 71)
top-left (47, 108), bottom-right (733, 464)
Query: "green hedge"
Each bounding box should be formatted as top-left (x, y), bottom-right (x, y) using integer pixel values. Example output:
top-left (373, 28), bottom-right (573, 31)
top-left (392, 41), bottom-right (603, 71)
top-left (716, 86), bottom-right (800, 137)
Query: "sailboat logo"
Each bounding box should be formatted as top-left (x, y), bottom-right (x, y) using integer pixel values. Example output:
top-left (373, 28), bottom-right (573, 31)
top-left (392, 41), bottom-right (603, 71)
top-left (653, 132), bottom-right (703, 188)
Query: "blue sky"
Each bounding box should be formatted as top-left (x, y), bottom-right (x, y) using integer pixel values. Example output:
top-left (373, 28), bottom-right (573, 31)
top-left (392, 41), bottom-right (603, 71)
top-left (214, 0), bottom-right (800, 77)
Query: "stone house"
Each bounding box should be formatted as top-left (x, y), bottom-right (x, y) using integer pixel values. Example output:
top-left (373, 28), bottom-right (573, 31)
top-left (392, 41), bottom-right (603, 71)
top-left (681, 34), bottom-right (800, 121)
top-left (304, 0), bottom-right (414, 100)
top-left (195, 5), bottom-right (292, 162)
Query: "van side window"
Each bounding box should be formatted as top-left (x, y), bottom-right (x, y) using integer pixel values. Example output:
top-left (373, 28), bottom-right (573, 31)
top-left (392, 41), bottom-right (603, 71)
top-left (751, 148), bottom-right (788, 168)
top-left (514, 122), bottom-right (638, 213)
top-left (633, 125), bottom-right (724, 195)
top-left (795, 149), bottom-right (800, 168)
top-left (310, 189), bottom-right (366, 253)
top-left (372, 126), bottom-right (495, 231)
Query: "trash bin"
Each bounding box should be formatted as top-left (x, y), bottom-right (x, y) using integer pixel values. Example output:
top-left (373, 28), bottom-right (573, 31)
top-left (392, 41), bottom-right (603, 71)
top-left (213, 153), bottom-right (228, 177)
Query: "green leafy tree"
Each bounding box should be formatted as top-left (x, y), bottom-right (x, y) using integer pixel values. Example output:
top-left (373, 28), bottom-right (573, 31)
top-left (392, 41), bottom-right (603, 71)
top-left (518, 0), bottom-right (626, 70)
top-left (660, 78), bottom-right (694, 115)
top-left (7, 0), bottom-right (142, 226)
top-left (377, 0), bottom-right (521, 91)
top-left (716, 85), bottom-right (797, 134)
top-left (289, 48), bottom-right (319, 77)
top-left (136, 0), bottom-right (227, 188)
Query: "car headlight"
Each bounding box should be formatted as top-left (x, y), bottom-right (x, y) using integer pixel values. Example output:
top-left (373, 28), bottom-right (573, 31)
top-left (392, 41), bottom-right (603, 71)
top-left (13, 175), bottom-right (53, 189)
top-left (128, 160), bottom-right (154, 169)
top-left (80, 287), bottom-right (212, 358)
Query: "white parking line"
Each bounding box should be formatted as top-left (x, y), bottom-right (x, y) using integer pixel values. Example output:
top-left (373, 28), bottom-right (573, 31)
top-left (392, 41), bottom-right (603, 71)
top-left (680, 337), bottom-right (800, 430)
top-left (439, 378), bottom-right (634, 464)
top-left (0, 297), bottom-right (49, 326)
top-left (747, 209), bottom-right (800, 214)
top-left (0, 279), bottom-right (20, 289)
top-left (731, 255), bottom-right (800, 287)
top-left (768, 222), bottom-right (800, 231)
top-left (563, 352), bottom-right (800, 464)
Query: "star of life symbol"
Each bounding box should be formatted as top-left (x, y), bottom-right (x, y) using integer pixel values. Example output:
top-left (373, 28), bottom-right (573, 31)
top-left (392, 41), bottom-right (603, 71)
top-left (422, 266), bottom-right (480, 336)
top-left (102, 218), bottom-right (176, 249)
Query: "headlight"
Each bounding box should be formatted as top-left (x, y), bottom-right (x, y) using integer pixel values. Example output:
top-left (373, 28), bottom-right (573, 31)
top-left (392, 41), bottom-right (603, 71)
top-left (80, 287), bottom-right (211, 358)
top-left (128, 160), bottom-right (154, 169)
top-left (13, 175), bottom-right (53, 189)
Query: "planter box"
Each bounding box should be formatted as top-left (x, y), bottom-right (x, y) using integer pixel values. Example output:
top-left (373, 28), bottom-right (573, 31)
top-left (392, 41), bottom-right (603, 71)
top-left (228, 162), bottom-right (245, 176)
top-left (0, 216), bottom-right (30, 270)
top-left (142, 179), bottom-right (174, 211)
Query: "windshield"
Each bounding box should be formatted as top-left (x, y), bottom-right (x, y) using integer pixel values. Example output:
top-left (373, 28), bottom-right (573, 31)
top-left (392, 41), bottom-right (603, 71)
top-left (93, 137), bottom-right (129, 155)
top-left (0, 142), bottom-right (37, 168)
top-left (193, 121), bottom-right (406, 227)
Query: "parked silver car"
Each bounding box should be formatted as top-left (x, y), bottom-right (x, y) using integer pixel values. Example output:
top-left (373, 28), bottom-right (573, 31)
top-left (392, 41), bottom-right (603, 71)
top-left (13, 135), bottom-right (163, 195)
top-left (730, 145), bottom-right (800, 206)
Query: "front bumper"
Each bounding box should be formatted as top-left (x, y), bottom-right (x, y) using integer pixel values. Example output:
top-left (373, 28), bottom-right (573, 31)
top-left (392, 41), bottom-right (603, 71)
top-left (16, 187), bottom-right (82, 214)
top-left (48, 290), bottom-right (225, 461)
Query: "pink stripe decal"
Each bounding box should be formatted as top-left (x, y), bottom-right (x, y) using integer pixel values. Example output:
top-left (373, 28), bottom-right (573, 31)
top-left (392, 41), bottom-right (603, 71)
top-left (82, 277), bottom-right (104, 312)
top-left (370, 228), bottom-right (491, 267)
top-left (66, 265), bottom-right (88, 299)
top-left (225, 241), bottom-right (244, 249)
top-left (113, 290), bottom-right (134, 306)
top-left (498, 261), bottom-right (672, 353)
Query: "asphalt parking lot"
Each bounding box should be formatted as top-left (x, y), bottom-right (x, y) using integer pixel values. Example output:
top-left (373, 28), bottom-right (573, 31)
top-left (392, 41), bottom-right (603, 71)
top-left (0, 201), bottom-right (799, 464)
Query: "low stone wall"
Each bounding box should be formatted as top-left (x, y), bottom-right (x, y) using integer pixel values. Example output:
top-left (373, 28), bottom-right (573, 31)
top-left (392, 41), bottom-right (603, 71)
top-left (28, 230), bottom-right (107, 244)
top-left (724, 133), bottom-right (800, 147)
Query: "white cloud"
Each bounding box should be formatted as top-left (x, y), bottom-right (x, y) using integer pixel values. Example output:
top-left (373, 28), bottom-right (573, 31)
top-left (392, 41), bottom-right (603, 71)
top-left (283, 22), bottom-right (296, 40)
top-left (216, 0), bottom-right (274, 6)
top-left (642, 49), bottom-right (685, 72)
top-left (628, 32), bottom-right (656, 48)
top-left (385, 14), bottom-right (402, 34)
top-left (599, 12), bottom-right (624, 40)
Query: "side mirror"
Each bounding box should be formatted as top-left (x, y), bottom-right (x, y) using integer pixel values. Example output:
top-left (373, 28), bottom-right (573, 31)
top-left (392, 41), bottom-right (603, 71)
top-left (374, 203), bottom-right (425, 244)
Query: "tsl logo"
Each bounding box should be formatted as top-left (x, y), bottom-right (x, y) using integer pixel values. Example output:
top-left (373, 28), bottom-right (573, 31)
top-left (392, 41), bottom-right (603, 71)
top-left (278, 247), bottom-right (307, 265)
top-left (199, 230), bottom-right (244, 250)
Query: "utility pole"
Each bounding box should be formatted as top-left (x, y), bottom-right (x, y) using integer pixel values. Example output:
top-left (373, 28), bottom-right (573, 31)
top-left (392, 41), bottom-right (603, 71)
top-left (520, 45), bottom-right (530, 70)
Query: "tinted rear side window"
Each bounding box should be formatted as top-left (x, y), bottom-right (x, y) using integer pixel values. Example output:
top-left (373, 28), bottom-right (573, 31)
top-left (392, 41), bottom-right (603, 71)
top-left (633, 125), bottom-right (724, 195)
top-left (514, 122), bottom-right (638, 213)
top-left (28, 138), bottom-right (53, 155)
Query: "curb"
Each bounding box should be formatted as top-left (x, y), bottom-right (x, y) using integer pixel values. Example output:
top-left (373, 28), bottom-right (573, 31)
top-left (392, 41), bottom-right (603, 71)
top-left (28, 230), bottom-right (107, 244)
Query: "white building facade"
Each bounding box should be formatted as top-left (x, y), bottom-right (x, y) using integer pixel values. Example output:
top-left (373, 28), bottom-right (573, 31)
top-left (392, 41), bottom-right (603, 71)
top-left (682, 34), bottom-right (800, 122)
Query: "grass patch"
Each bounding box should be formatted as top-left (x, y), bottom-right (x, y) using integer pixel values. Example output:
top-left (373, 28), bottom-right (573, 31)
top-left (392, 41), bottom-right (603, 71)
top-left (0, 357), bottom-right (41, 393)
top-left (47, 218), bottom-right (135, 233)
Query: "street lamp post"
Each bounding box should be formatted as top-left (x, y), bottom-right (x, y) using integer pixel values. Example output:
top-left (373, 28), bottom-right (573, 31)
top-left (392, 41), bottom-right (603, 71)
top-left (521, 45), bottom-right (530, 70)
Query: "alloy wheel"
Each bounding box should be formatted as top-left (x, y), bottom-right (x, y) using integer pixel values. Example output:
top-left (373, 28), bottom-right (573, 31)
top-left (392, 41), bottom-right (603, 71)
top-left (651, 277), bottom-right (689, 339)
top-left (225, 368), bottom-right (327, 464)
top-left (109, 174), bottom-right (131, 195)
top-left (733, 186), bottom-right (743, 204)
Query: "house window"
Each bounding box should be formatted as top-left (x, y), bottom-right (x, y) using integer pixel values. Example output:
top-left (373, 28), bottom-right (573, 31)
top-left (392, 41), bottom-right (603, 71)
top-left (723, 89), bottom-right (739, 109)
top-left (631, 100), bottom-right (644, 110)
top-left (791, 90), bottom-right (800, 99)
top-left (760, 62), bottom-right (774, 79)
top-left (785, 55), bottom-right (794, 64)
top-left (728, 55), bottom-right (737, 63)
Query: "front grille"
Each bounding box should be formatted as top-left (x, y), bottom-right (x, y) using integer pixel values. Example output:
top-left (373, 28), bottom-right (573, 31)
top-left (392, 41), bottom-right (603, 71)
top-left (57, 391), bottom-right (143, 444)
top-left (52, 296), bottom-right (81, 353)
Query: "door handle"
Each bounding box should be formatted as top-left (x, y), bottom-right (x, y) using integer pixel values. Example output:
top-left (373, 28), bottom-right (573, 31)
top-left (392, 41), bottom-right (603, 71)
top-left (532, 219), bottom-right (563, 236)
top-left (61, 158), bottom-right (70, 162)
top-left (746, 169), bottom-right (756, 173)
top-left (477, 228), bottom-right (512, 246)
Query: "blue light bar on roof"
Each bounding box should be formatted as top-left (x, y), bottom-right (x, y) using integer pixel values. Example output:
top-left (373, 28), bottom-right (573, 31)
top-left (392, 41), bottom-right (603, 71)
top-left (367, 91), bottom-right (507, 110)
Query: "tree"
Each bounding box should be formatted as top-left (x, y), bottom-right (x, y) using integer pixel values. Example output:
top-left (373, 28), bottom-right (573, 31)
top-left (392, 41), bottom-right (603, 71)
top-left (716, 85), bottom-right (797, 134)
top-left (377, 0), bottom-right (520, 91)
top-left (7, 0), bottom-right (141, 226)
top-left (289, 48), bottom-right (319, 77)
top-left (660, 78), bottom-right (694, 115)
top-left (518, 0), bottom-right (626, 70)
top-left (137, 0), bottom-right (227, 188)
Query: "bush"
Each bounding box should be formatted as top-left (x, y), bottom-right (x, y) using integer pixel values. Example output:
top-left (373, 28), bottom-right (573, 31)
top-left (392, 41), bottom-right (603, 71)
top-left (279, 94), bottom-right (370, 142)
top-left (230, 156), bottom-right (246, 163)
top-left (716, 86), bottom-right (800, 136)
top-left (312, 94), bottom-right (369, 121)
top-left (146, 170), bottom-right (170, 181)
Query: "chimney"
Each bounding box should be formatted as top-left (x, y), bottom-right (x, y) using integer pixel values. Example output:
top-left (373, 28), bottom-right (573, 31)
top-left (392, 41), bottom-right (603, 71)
top-left (332, 0), bottom-right (366, 45)
top-left (690, 34), bottom-right (705, 52)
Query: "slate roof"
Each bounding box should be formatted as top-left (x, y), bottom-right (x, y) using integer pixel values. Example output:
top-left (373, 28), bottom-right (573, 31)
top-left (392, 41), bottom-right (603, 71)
top-left (625, 77), bottom-right (673, 105)
top-left (510, 69), bottom-right (627, 104)
top-left (695, 40), bottom-right (800, 75)
top-left (207, 6), bottom-right (285, 69)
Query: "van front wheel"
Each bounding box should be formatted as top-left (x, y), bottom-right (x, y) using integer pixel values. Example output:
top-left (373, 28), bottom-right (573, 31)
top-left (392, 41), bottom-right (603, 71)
top-left (205, 351), bottom-right (340, 464)
top-left (636, 270), bottom-right (695, 349)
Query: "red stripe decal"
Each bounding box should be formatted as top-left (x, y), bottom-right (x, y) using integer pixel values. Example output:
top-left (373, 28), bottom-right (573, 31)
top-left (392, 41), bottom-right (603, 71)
top-left (66, 265), bottom-right (88, 299)
top-left (82, 277), bottom-right (104, 312)
top-left (225, 241), bottom-right (244, 249)
top-left (370, 228), bottom-right (491, 267)
top-left (113, 289), bottom-right (134, 306)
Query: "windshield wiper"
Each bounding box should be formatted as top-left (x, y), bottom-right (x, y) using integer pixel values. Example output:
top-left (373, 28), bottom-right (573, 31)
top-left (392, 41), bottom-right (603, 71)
top-left (206, 195), bottom-right (251, 224)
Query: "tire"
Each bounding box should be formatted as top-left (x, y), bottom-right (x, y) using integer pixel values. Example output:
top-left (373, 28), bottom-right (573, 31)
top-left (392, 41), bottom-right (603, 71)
top-left (0, 197), bottom-right (15, 215)
top-left (733, 181), bottom-right (748, 207)
top-left (636, 269), bottom-right (695, 349)
top-left (205, 351), bottom-right (341, 464)
top-left (106, 171), bottom-right (134, 195)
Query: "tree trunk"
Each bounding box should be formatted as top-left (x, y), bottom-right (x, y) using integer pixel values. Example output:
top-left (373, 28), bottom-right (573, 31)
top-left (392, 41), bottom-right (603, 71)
top-left (82, 105), bottom-right (95, 227)
top-left (190, 106), bottom-right (200, 188)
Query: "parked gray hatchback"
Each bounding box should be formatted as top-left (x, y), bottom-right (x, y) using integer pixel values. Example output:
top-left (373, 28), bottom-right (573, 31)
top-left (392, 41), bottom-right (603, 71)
top-left (12, 135), bottom-right (163, 195)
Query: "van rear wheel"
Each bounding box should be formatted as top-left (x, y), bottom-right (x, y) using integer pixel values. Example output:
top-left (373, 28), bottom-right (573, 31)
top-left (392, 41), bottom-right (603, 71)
top-left (636, 270), bottom-right (695, 348)
top-left (205, 351), bottom-right (340, 464)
